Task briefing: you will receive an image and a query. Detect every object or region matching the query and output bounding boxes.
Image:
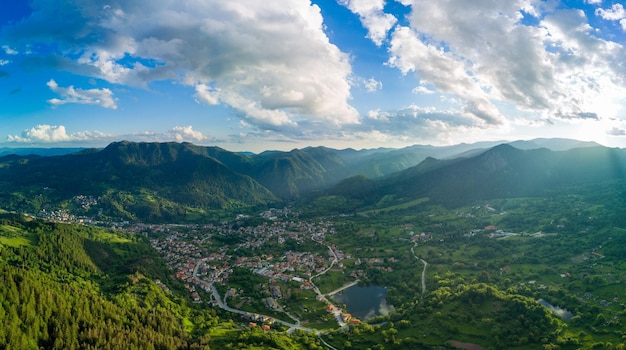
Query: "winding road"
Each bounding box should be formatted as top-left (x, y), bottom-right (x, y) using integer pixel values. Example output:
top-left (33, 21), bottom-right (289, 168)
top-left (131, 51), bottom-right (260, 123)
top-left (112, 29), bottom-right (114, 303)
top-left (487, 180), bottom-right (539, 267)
top-left (410, 244), bottom-right (428, 298)
top-left (189, 244), bottom-right (362, 349)
top-left (192, 261), bottom-right (316, 333)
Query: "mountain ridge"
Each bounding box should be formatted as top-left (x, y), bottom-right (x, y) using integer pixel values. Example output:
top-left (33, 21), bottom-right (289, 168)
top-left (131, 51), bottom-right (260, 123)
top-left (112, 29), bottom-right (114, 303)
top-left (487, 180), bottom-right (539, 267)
top-left (0, 138), bottom-right (618, 221)
top-left (319, 144), bottom-right (626, 212)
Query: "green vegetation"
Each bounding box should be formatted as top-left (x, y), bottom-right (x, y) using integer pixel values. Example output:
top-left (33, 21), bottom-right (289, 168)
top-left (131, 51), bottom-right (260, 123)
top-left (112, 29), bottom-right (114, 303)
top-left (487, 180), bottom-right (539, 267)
top-left (0, 214), bottom-right (321, 349)
top-left (311, 181), bottom-right (626, 349)
top-left (3, 141), bottom-right (626, 348)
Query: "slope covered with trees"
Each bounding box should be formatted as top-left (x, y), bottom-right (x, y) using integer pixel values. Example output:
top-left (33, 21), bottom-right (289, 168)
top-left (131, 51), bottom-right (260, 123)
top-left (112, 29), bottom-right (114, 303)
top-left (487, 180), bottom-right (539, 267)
top-left (0, 213), bottom-right (319, 349)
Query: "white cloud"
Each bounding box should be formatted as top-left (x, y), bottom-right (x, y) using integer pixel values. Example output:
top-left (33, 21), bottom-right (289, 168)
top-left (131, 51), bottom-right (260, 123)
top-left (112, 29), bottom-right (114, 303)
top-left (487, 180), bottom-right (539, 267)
top-left (595, 4), bottom-right (626, 31)
top-left (585, 0), bottom-right (602, 4)
top-left (7, 125), bottom-right (111, 143)
top-left (2, 45), bottom-right (17, 55)
top-left (194, 84), bottom-right (220, 105)
top-left (339, 0), bottom-right (397, 45)
top-left (169, 126), bottom-right (207, 142)
top-left (389, 0), bottom-right (626, 128)
top-left (412, 84), bottom-right (435, 94)
top-left (388, 26), bottom-right (505, 125)
top-left (364, 77), bottom-right (383, 92)
top-left (367, 109), bottom-right (390, 121)
top-left (595, 4), bottom-right (625, 21)
top-left (6, 0), bottom-right (358, 130)
top-left (6, 124), bottom-right (211, 145)
top-left (0, 60), bottom-right (9, 66)
top-left (46, 79), bottom-right (117, 109)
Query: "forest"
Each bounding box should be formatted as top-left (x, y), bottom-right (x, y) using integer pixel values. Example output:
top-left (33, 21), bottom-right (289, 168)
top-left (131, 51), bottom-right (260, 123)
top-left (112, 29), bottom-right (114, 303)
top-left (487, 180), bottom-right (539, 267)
top-left (0, 213), bottom-right (321, 349)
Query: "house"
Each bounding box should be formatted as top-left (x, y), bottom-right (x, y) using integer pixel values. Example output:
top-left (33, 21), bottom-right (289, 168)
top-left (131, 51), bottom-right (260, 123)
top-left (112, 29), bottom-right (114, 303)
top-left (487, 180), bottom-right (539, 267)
top-left (411, 233), bottom-right (431, 241)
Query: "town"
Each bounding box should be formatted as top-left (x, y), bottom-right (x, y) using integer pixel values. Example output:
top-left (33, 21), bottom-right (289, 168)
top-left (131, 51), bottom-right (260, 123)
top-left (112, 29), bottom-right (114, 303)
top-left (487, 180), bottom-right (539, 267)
top-left (138, 208), bottom-right (362, 332)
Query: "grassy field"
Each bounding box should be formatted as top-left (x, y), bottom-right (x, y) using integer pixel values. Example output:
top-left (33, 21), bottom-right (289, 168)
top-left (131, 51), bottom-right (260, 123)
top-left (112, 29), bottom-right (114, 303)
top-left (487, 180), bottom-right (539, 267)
top-left (0, 224), bottom-right (34, 247)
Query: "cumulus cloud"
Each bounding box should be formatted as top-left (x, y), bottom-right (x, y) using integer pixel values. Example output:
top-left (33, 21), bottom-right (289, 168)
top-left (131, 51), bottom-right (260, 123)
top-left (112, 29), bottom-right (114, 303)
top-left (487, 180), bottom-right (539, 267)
top-left (47, 79), bottom-right (117, 109)
top-left (364, 77), bottom-right (383, 92)
top-left (339, 0), bottom-right (397, 45)
top-left (194, 84), bottom-right (220, 105)
top-left (7, 125), bottom-right (112, 143)
top-left (389, 0), bottom-right (626, 127)
top-left (6, 124), bottom-right (212, 145)
top-left (585, 0), bottom-right (602, 4)
top-left (169, 126), bottom-right (207, 142)
top-left (119, 126), bottom-right (216, 144)
top-left (388, 26), bottom-right (505, 125)
top-left (412, 84), bottom-right (435, 94)
top-left (350, 103), bottom-right (484, 146)
top-left (596, 3), bottom-right (625, 21)
top-left (4, 0), bottom-right (358, 129)
top-left (595, 3), bottom-right (626, 31)
top-left (367, 109), bottom-right (390, 121)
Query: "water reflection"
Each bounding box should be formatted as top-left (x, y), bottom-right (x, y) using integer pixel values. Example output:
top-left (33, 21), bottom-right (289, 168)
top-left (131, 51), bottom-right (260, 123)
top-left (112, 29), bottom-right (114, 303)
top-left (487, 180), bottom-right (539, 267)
top-left (537, 299), bottom-right (574, 320)
top-left (331, 285), bottom-right (394, 320)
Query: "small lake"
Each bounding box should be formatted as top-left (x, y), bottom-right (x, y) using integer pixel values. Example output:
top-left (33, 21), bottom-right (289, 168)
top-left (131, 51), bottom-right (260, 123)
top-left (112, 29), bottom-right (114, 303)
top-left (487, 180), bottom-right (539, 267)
top-left (331, 285), bottom-right (393, 321)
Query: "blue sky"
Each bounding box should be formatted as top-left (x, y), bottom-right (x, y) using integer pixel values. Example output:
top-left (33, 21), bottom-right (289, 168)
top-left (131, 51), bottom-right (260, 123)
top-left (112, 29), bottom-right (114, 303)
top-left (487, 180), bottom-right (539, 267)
top-left (1, 0), bottom-right (626, 152)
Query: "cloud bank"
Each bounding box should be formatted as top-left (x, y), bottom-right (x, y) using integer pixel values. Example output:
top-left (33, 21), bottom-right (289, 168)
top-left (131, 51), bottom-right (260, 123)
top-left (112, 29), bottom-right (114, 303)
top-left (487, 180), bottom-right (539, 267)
top-left (341, 0), bottom-right (626, 137)
top-left (7, 125), bottom-right (112, 143)
top-left (3, 0), bottom-right (626, 147)
top-left (4, 0), bottom-right (358, 130)
top-left (6, 125), bottom-right (209, 145)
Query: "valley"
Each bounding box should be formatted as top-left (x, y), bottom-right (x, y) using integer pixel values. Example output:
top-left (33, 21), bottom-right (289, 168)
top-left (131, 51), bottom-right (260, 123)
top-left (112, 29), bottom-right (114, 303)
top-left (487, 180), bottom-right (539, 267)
top-left (1, 140), bottom-right (626, 349)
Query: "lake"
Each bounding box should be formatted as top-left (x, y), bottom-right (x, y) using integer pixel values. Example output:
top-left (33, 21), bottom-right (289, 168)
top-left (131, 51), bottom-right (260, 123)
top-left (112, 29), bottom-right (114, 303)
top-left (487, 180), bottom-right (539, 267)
top-left (331, 285), bottom-right (393, 321)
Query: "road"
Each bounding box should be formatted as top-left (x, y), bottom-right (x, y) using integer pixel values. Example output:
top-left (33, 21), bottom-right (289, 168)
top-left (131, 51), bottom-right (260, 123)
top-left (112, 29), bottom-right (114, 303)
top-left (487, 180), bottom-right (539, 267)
top-left (192, 260), bottom-right (316, 333)
top-left (191, 244), bottom-right (352, 348)
top-left (410, 244), bottom-right (428, 298)
top-left (324, 279), bottom-right (360, 297)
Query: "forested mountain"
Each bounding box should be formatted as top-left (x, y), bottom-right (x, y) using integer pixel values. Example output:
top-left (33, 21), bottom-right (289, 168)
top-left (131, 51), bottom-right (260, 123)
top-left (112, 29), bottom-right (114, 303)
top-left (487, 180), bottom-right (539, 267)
top-left (0, 213), bottom-right (322, 349)
top-left (0, 139), bottom-right (614, 222)
top-left (0, 142), bottom-right (276, 221)
top-left (317, 144), bottom-right (626, 212)
top-left (0, 147), bottom-right (88, 157)
top-left (1, 139), bottom-right (625, 349)
top-left (0, 213), bottom-right (210, 349)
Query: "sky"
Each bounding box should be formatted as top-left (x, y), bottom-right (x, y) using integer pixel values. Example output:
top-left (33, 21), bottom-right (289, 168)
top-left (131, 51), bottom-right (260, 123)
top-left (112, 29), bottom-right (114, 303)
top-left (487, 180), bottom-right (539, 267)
top-left (1, 0), bottom-right (626, 152)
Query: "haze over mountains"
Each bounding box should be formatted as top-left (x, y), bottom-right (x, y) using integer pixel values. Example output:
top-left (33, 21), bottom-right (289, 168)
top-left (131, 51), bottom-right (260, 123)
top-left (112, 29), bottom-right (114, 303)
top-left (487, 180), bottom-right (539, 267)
top-left (0, 138), bottom-right (618, 221)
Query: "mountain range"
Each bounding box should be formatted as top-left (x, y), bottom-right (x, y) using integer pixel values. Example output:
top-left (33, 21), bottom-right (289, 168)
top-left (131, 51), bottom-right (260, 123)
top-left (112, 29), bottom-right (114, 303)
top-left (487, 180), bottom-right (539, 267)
top-left (0, 138), bottom-right (618, 221)
top-left (326, 144), bottom-right (626, 211)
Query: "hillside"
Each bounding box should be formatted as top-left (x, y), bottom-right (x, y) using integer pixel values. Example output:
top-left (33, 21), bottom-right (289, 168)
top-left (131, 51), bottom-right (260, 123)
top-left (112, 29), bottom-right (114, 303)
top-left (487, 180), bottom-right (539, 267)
top-left (0, 213), bottom-right (323, 349)
top-left (312, 144), bottom-right (626, 212)
top-left (0, 213), bottom-right (208, 349)
top-left (0, 141), bottom-right (277, 222)
top-left (0, 139), bottom-right (613, 222)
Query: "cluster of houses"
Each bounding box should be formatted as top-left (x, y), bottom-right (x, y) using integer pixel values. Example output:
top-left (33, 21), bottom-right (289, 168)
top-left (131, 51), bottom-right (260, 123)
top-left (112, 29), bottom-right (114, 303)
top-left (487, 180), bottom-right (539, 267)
top-left (73, 195), bottom-right (99, 211)
top-left (147, 211), bottom-right (343, 303)
top-left (325, 304), bottom-right (361, 325)
top-left (243, 312), bottom-right (276, 330)
top-left (38, 208), bottom-right (76, 222)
